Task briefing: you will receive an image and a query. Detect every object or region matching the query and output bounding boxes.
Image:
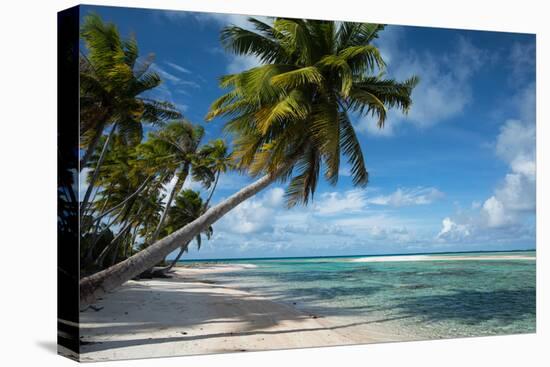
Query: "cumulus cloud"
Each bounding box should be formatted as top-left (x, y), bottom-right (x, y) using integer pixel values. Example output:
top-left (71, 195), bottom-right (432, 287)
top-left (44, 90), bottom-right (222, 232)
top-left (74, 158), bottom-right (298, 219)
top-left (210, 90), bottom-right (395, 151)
top-left (437, 84), bottom-right (535, 242)
top-left (480, 86), bottom-right (536, 229)
top-left (368, 226), bottom-right (415, 243)
top-left (436, 217), bottom-right (470, 241)
top-left (367, 187), bottom-right (444, 207)
top-left (216, 187), bottom-right (284, 234)
top-left (356, 34), bottom-right (490, 136)
top-left (314, 189), bottom-right (367, 215)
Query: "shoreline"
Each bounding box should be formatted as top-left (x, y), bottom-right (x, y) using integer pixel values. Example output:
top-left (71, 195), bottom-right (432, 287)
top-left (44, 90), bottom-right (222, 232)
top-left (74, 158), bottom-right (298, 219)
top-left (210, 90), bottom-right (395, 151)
top-left (79, 264), bottom-right (403, 361)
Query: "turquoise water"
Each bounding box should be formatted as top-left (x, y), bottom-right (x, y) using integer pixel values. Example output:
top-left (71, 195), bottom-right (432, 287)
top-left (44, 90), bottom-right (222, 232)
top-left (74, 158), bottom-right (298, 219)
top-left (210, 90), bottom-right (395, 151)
top-left (183, 251), bottom-right (536, 340)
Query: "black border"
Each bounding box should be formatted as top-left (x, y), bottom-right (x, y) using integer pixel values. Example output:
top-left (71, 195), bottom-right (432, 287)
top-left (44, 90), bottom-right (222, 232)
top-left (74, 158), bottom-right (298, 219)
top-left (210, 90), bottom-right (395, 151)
top-left (57, 5), bottom-right (80, 360)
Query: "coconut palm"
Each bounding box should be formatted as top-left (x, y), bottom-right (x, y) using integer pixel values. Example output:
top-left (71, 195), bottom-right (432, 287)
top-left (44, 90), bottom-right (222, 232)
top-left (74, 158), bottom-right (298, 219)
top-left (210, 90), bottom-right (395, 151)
top-left (197, 139), bottom-right (233, 208)
top-left (142, 121), bottom-right (207, 245)
top-left (79, 13), bottom-right (181, 213)
top-left (80, 19), bottom-right (418, 304)
top-left (152, 190), bottom-right (213, 275)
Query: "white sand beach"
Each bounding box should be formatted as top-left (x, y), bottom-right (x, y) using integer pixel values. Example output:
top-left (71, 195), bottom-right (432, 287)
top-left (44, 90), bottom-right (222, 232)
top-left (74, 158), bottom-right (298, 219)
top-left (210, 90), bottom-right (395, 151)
top-left (79, 265), bottom-right (401, 362)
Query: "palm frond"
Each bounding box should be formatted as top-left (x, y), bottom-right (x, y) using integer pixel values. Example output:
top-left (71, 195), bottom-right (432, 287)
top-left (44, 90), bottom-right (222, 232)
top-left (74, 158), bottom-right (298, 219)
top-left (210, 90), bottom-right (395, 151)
top-left (339, 111), bottom-right (368, 186)
top-left (270, 66), bottom-right (324, 90)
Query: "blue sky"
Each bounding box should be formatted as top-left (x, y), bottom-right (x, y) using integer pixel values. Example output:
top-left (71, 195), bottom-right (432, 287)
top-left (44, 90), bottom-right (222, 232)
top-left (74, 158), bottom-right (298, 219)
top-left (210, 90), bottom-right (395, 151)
top-left (81, 5), bottom-right (536, 259)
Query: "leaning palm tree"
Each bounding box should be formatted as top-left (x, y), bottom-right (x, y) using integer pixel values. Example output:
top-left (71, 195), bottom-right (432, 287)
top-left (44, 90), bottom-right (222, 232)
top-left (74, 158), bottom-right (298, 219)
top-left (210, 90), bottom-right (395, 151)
top-left (79, 13), bottom-right (181, 213)
top-left (80, 19), bottom-right (418, 304)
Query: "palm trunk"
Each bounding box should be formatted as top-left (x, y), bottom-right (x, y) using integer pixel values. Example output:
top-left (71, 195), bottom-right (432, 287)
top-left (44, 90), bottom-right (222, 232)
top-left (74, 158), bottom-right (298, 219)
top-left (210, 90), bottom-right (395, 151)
top-left (80, 122), bottom-right (117, 216)
top-left (126, 225), bottom-right (140, 258)
top-left (94, 199), bottom-right (137, 267)
top-left (80, 168), bottom-right (284, 305)
top-left (149, 167), bottom-right (189, 245)
top-left (80, 123), bottom-right (105, 171)
top-left (204, 170), bottom-right (220, 209)
top-left (90, 175), bottom-right (153, 226)
top-left (95, 221), bottom-right (131, 267)
top-left (152, 240), bottom-right (191, 276)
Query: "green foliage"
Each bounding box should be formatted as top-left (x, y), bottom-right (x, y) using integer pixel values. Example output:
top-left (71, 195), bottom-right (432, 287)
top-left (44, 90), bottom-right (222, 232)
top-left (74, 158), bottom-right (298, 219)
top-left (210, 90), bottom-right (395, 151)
top-left (81, 121), bottom-right (231, 273)
top-left (207, 18), bottom-right (418, 207)
top-left (79, 13), bottom-right (182, 160)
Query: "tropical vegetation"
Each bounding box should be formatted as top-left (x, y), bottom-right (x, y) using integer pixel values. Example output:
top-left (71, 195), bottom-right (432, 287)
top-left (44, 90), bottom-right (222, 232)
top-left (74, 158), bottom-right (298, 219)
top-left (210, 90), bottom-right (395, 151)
top-left (78, 15), bottom-right (418, 305)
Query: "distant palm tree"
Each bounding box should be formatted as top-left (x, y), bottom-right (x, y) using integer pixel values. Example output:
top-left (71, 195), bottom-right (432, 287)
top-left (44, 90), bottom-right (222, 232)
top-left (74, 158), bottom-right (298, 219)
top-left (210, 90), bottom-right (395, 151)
top-left (150, 139), bottom-right (231, 274)
top-left (79, 13), bottom-right (181, 213)
top-left (197, 139), bottom-right (233, 208)
top-left (142, 121), bottom-right (207, 245)
top-left (153, 190), bottom-right (213, 275)
top-left (80, 19), bottom-right (418, 304)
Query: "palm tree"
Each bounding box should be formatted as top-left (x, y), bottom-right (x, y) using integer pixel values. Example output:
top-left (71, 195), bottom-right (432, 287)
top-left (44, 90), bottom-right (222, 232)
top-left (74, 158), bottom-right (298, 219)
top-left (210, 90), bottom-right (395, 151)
top-left (142, 121), bottom-right (208, 245)
top-left (79, 13), bottom-right (181, 213)
top-left (151, 190), bottom-right (213, 276)
top-left (149, 139), bottom-right (231, 275)
top-left (80, 19), bottom-right (418, 304)
top-left (197, 139), bottom-right (233, 208)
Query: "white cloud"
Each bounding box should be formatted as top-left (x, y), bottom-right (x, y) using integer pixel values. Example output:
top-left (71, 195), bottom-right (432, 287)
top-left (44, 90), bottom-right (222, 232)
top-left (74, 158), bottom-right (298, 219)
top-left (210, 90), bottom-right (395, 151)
top-left (151, 63), bottom-right (181, 83)
top-left (165, 61), bottom-right (191, 74)
top-left (151, 63), bottom-right (200, 88)
top-left (479, 87), bottom-right (536, 228)
top-left (481, 196), bottom-right (512, 228)
top-left (367, 187), bottom-right (444, 207)
top-left (355, 113), bottom-right (396, 136)
top-left (314, 189), bottom-right (367, 215)
top-left (436, 217), bottom-right (471, 241)
top-left (368, 226), bottom-right (415, 243)
top-left (264, 187), bottom-right (285, 206)
top-left (437, 84), bottom-right (535, 241)
top-left (495, 119), bottom-right (535, 167)
top-left (398, 37), bottom-right (488, 127)
top-left (357, 35), bottom-right (490, 136)
top-left (216, 187), bottom-right (284, 234)
top-left (181, 177), bottom-right (203, 191)
top-left (227, 54), bottom-right (262, 73)
top-left (338, 164), bottom-right (351, 177)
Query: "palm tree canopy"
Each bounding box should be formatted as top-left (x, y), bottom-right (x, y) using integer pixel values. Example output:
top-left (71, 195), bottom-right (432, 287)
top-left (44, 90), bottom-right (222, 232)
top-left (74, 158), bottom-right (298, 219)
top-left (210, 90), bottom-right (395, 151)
top-left (139, 120), bottom-right (205, 182)
top-left (206, 18), bottom-right (418, 207)
top-left (164, 190), bottom-right (213, 249)
top-left (79, 13), bottom-right (182, 149)
top-left (197, 139), bottom-right (233, 175)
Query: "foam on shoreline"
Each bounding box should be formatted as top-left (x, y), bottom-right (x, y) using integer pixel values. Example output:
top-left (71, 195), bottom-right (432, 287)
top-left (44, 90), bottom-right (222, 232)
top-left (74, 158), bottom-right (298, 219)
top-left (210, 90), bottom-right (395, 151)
top-left (351, 254), bottom-right (536, 262)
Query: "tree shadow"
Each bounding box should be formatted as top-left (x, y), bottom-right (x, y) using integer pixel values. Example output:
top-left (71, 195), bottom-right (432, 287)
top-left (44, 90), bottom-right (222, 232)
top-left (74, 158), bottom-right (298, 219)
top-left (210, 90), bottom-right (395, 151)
top-left (81, 315), bottom-right (410, 353)
top-left (79, 278), bottom-right (401, 355)
top-left (79, 272), bottom-right (535, 357)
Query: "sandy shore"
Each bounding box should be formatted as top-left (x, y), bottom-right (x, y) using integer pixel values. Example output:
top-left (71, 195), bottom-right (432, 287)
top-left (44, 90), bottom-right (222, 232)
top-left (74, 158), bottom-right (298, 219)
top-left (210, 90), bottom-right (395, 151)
top-left (79, 264), bottom-right (400, 361)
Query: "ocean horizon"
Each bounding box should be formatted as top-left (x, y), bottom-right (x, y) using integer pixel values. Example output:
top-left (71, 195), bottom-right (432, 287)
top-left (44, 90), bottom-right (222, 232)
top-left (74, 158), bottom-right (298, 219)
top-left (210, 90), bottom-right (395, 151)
top-left (177, 248), bottom-right (536, 263)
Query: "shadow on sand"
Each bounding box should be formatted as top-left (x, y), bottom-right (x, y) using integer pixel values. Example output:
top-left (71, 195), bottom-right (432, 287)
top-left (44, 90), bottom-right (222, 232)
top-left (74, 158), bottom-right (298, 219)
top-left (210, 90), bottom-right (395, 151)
top-left (79, 275), bottom-right (535, 355)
